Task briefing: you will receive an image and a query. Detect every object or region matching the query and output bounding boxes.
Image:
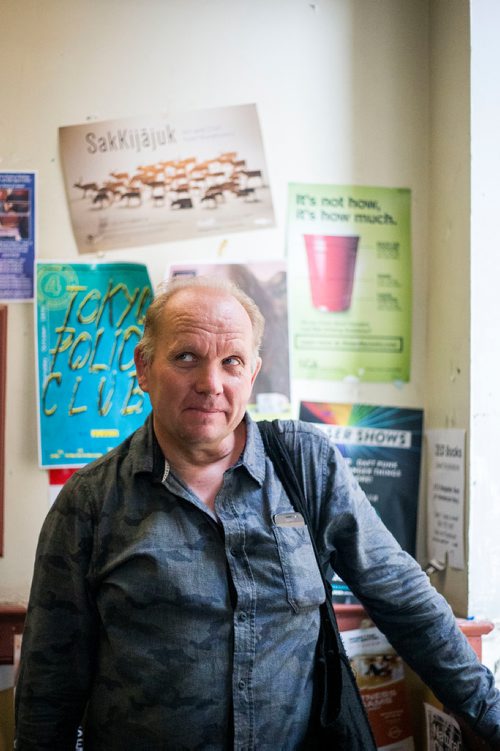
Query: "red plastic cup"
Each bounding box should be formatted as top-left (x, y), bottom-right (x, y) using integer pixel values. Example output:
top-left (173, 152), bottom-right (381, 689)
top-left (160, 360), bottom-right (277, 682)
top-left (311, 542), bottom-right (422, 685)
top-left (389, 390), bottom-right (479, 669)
top-left (304, 234), bottom-right (359, 312)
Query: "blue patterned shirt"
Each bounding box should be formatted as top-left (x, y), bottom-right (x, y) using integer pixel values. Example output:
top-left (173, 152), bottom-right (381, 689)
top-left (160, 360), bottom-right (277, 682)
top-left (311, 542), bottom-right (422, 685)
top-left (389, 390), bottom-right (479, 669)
top-left (15, 416), bottom-right (500, 749)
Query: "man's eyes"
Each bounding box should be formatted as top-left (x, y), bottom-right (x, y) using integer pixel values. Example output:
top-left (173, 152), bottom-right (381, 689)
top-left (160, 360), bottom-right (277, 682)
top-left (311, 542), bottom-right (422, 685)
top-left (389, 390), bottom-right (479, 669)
top-left (222, 356), bottom-right (242, 366)
top-left (173, 353), bottom-right (242, 366)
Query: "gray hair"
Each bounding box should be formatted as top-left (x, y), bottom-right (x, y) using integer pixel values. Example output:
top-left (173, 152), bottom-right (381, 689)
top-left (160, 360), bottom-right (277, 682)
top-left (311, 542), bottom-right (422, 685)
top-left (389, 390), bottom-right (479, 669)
top-left (137, 274), bottom-right (265, 366)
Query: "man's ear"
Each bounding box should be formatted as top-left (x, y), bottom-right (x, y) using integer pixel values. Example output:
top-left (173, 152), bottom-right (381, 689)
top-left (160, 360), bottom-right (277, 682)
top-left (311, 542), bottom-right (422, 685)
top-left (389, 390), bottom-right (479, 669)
top-left (250, 357), bottom-right (262, 386)
top-left (134, 347), bottom-right (149, 392)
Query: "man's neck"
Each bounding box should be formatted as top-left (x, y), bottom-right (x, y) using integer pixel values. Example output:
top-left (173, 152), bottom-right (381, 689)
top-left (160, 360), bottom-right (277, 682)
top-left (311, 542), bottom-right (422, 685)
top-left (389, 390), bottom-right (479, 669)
top-left (154, 420), bottom-right (247, 510)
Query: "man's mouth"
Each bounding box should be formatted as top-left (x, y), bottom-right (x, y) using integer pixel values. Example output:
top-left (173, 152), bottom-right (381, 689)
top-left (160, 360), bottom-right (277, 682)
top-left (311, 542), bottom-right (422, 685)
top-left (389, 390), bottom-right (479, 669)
top-left (186, 405), bottom-right (223, 414)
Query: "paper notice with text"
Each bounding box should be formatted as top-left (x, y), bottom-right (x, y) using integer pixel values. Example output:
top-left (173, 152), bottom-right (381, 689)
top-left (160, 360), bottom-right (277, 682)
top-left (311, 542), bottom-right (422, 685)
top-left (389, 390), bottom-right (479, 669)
top-left (424, 703), bottom-right (463, 750)
top-left (426, 429), bottom-right (465, 570)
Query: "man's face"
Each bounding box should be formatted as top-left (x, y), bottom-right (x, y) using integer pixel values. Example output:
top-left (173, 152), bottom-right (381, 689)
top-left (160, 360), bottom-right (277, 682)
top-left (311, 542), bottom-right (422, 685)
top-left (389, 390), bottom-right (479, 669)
top-left (135, 287), bottom-right (261, 453)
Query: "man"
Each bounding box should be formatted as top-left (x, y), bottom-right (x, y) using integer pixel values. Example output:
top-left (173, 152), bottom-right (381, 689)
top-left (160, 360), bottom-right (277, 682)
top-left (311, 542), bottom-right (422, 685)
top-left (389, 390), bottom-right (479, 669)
top-left (15, 276), bottom-right (500, 749)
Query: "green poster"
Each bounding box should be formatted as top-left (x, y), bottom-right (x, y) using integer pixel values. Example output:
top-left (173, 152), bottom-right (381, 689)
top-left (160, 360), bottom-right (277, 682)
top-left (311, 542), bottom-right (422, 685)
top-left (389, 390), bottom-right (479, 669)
top-left (287, 184), bottom-right (411, 383)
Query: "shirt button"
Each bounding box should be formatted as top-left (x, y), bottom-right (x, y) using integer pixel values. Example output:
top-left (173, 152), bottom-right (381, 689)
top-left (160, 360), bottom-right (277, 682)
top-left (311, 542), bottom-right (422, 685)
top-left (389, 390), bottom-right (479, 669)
top-left (238, 612), bottom-right (247, 622)
top-left (230, 547), bottom-right (238, 557)
top-left (238, 680), bottom-right (246, 690)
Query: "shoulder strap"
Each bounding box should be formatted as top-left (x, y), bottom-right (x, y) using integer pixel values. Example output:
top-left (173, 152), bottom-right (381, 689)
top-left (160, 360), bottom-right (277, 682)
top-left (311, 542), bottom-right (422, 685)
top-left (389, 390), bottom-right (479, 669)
top-left (257, 419), bottom-right (377, 748)
top-left (257, 420), bottom-right (343, 709)
top-left (257, 419), bottom-right (309, 527)
top-left (257, 419), bottom-right (334, 609)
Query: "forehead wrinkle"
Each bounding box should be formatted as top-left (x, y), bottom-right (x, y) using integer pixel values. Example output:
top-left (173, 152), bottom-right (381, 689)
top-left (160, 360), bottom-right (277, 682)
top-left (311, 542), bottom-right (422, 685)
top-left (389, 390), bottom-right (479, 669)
top-left (165, 292), bottom-right (253, 341)
top-left (159, 317), bottom-right (253, 367)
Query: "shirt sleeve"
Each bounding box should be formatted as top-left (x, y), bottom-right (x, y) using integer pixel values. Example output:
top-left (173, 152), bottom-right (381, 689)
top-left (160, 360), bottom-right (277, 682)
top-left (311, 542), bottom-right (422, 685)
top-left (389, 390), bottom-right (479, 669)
top-left (15, 473), bottom-right (98, 750)
top-left (312, 433), bottom-right (500, 747)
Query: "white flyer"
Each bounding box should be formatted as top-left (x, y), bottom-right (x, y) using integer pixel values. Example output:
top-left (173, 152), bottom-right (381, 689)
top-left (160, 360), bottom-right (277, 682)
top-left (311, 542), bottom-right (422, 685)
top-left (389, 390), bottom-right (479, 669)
top-left (424, 703), bottom-right (463, 750)
top-left (426, 429), bottom-right (465, 570)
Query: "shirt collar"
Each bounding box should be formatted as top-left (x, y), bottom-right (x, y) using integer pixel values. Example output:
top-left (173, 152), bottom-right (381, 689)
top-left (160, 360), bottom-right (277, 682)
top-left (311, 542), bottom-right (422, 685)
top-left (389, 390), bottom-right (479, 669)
top-left (238, 413), bottom-right (267, 485)
top-left (128, 412), bottom-right (165, 481)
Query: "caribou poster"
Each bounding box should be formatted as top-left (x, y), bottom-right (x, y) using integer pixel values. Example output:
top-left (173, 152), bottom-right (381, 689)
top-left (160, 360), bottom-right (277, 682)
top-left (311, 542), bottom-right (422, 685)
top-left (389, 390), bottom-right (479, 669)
top-left (59, 104), bottom-right (275, 253)
top-left (36, 261), bottom-right (153, 467)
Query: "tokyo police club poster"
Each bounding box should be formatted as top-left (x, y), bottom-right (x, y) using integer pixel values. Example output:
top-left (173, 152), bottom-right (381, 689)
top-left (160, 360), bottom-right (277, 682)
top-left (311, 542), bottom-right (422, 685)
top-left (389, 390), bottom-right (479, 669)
top-left (36, 262), bottom-right (153, 467)
top-left (59, 104), bottom-right (275, 253)
top-left (299, 401), bottom-right (424, 556)
top-left (287, 184), bottom-right (412, 383)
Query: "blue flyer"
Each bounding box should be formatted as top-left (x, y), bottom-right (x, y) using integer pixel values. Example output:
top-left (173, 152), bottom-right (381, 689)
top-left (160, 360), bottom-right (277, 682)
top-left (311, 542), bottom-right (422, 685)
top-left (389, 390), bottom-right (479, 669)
top-left (36, 262), bottom-right (153, 467)
top-left (0, 171), bottom-right (36, 301)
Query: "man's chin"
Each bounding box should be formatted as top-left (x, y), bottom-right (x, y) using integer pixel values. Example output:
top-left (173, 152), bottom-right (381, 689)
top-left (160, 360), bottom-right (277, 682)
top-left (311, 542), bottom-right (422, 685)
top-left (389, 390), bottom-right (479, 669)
top-left (182, 412), bottom-right (226, 436)
top-left (180, 410), bottom-right (246, 446)
top-left (184, 409), bottom-right (225, 425)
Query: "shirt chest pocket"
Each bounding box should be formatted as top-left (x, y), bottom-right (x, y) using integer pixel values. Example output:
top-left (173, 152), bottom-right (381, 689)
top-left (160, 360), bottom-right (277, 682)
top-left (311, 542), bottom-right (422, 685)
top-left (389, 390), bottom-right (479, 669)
top-left (272, 524), bottom-right (326, 613)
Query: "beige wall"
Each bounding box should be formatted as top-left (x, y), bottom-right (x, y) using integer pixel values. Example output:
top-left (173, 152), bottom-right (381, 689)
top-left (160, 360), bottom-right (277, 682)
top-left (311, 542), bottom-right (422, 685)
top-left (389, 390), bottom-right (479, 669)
top-left (425, 0), bottom-right (500, 622)
top-left (2, 0), bottom-right (430, 601)
top-left (426, 1), bottom-right (471, 614)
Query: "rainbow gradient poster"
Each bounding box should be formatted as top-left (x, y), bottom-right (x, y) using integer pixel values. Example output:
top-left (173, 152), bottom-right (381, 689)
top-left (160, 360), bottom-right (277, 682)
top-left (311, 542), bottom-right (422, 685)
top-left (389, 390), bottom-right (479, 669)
top-left (299, 401), bottom-right (424, 556)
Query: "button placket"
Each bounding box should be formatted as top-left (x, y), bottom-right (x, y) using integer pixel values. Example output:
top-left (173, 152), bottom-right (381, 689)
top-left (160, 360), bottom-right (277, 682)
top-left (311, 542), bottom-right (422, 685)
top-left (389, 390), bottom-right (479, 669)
top-left (218, 488), bottom-right (256, 751)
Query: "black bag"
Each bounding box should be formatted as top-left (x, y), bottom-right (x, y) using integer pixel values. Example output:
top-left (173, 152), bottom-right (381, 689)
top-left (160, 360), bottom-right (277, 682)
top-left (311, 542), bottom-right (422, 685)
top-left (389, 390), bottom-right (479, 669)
top-left (258, 420), bottom-right (377, 750)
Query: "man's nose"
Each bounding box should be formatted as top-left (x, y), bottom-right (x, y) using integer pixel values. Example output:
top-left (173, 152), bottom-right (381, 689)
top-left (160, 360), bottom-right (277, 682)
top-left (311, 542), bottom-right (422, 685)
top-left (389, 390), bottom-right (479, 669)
top-left (194, 364), bottom-right (223, 394)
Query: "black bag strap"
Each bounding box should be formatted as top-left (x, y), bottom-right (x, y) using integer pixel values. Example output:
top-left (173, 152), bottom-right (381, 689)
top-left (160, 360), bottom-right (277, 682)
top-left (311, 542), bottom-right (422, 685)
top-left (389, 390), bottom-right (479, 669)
top-left (258, 419), bottom-right (377, 748)
top-left (257, 419), bottom-right (343, 716)
top-left (257, 420), bottom-right (338, 619)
